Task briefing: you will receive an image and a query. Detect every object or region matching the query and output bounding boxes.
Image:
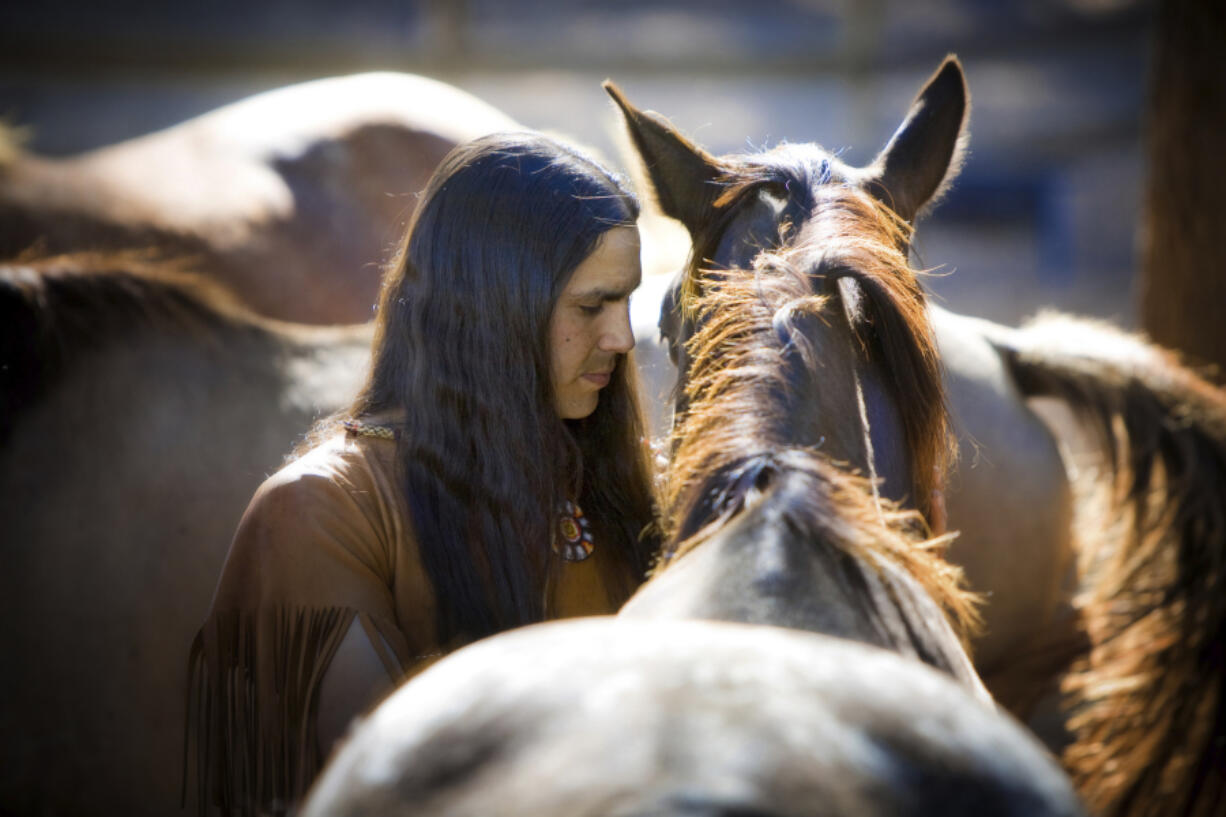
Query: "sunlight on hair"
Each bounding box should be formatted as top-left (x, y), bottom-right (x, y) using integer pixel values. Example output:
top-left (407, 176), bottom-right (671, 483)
top-left (204, 72), bottom-right (524, 158)
top-left (0, 118), bottom-right (31, 165)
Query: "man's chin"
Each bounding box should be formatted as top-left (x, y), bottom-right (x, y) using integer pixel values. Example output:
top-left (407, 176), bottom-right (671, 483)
top-left (556, 394), bottom-right (599, 421)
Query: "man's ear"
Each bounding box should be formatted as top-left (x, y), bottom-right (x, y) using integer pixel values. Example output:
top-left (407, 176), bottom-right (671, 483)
top-left (863, 55), bottom-right (970, 222)
top-left (603, 81), bottom-right (726, 235)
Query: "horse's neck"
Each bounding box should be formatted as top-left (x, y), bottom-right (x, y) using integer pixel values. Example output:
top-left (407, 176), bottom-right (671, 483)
top-left (623, 486), bottom-right (892, 645)
top-left (623, 499), bottom-right (889, 642)
top-left (624, 467), bottom-right (989, 699)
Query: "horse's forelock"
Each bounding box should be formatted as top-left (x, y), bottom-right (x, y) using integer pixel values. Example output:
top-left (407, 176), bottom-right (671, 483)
top-left (679, 151), bottom-right (823, 314)
top-left (666, 260), bottom-right (816, 522)
top-left (661, 251), bottom-right (978, 646)
top-left (691, 179), bottom-right (954, 521)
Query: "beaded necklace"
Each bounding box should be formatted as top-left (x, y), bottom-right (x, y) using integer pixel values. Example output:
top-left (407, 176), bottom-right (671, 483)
top-left (342, 419), bottom-right (594, 562)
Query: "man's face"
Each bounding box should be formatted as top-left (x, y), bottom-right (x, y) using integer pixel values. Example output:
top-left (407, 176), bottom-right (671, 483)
top-left (548, 226), bottom-right (642, 419)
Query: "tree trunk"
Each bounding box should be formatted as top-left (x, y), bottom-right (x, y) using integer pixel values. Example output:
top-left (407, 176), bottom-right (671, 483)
top-left (1138, 0), bottom-right (1226, 382)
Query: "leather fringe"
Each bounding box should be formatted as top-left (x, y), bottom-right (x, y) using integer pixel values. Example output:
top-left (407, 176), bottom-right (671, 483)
top-left (182, 606), bottom-right (357, 816)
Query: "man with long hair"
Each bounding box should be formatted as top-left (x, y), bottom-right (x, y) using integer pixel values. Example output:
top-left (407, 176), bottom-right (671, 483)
top-left (186, 132), bottom-right (661, 814)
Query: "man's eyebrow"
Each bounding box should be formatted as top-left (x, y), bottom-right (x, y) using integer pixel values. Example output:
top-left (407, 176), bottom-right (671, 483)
top-left (572, 282), bottom-right (640, 301)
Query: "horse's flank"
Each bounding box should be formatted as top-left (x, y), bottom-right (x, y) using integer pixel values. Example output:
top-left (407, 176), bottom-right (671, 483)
top-left (0, 254), bottom-right (371, 815)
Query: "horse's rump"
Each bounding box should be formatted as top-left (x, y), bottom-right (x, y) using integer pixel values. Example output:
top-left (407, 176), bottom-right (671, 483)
top-left (999, 311), bottom-right (1226, 817)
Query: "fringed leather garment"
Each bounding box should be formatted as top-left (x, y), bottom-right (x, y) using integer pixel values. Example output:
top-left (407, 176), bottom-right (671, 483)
top-left (184, 430), bottom-right (622, 815)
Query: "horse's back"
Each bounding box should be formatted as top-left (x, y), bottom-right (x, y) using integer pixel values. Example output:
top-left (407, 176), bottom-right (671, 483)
top-left (0, 73), bottom-right (523, 323)
top-left (303, 618), bottom-right (1085, 817)
top-left (58, 72), bottom-right (521, 240)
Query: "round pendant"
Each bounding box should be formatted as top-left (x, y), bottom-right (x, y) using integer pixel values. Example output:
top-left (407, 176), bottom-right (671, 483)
top-left (553, 500), bottom-right (594, 562)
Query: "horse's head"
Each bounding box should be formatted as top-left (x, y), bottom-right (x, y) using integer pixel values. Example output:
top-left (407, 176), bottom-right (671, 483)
top-left (607, 56), bottom-right (968, 525)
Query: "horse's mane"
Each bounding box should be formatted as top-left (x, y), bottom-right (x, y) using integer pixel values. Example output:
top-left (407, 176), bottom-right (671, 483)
top-left (683, 150), bottom-right (954, 523)
top-left (662, 231), bottom-right (979, 647)
top-left (0, 251), bottom-right (262, 443)
top-left (999, 312), bottom-right (1226, 816)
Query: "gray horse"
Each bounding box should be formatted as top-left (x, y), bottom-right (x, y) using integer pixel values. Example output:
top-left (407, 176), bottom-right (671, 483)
top-left (302, 619), bottom-right (1084, 817)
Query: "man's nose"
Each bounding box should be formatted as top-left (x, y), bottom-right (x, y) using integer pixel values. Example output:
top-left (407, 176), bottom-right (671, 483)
top-left (600, 304), bottom-right (635, 354)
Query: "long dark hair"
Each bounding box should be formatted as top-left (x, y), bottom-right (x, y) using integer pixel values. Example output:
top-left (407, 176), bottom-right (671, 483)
top-left (348, 131), bottom-right (658, 645)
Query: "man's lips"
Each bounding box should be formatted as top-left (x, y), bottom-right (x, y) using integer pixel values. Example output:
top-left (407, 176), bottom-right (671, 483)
top-left (582, 371), bottom-right (612, 387)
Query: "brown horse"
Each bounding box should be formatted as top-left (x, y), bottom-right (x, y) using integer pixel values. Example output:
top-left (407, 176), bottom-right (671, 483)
top-left (612, 61), bottom-right (1072, 685)
top-left (617, 219), bottom-right (984, 698)
top-left (0, 73), bottom-right (521, 324)
top-left (0, 253), bottom-right (371, 816)
top-left (300, 618), bottom-right (1086, 817)
top-left (610, 56), bottom-right (1226, 817)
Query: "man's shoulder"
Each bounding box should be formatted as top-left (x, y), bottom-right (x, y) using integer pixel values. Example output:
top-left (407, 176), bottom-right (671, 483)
top-left (256, 430), bottom-right (393, 506)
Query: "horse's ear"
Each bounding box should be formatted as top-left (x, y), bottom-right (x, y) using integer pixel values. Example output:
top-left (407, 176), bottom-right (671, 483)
top-left (865, 55), bottom-right (969, 222)
top-left (603, 81), bottom-right (724, 235)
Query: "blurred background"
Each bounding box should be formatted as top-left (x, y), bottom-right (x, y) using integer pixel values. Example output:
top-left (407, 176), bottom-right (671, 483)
top-left (0, 0), bottom-right (1152, 327)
